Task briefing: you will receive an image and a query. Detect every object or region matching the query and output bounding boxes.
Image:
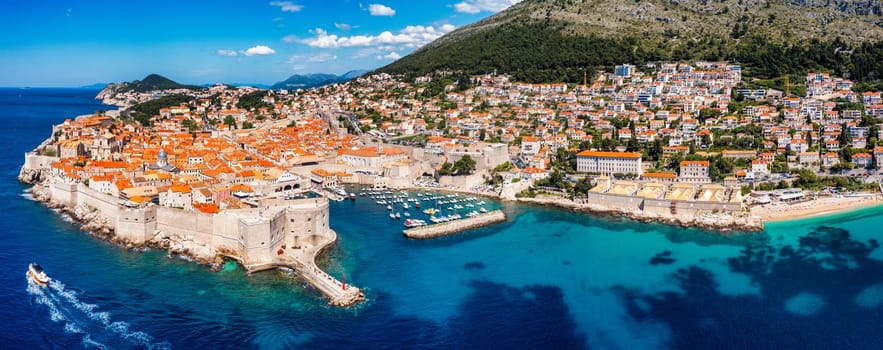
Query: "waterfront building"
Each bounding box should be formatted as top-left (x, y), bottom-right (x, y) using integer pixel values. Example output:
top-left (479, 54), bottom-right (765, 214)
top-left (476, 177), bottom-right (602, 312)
top-left (678, 160), bottom-right (711, 183)
top-left (576, 151), bottom-right (642, 175)
top-left (339, 146), bottom-right (407, 170)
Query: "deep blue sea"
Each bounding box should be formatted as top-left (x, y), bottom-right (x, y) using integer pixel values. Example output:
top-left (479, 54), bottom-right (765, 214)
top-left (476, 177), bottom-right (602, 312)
top-left (4, 88), bottom-right (883, 349)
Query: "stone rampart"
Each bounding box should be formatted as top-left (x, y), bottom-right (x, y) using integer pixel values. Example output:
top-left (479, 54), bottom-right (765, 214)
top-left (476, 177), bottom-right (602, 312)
top-left (156, 207), bottom-right (216, 245)
top-left (586, 192), bottom-right (642, 212)
top-left (116, 206), bottom-right (156, 243)
top-left (24, 153), bottom-right (58, 170)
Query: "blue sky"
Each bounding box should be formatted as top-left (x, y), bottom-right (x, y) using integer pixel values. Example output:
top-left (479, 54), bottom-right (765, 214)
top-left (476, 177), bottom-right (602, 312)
top-left (0, 0), bottom-right (521, 87)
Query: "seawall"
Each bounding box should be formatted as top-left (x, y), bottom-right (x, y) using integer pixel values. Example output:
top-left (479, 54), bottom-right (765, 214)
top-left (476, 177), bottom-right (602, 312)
top-left (517, 196), bottom-right (763, 233)
top-left (20, 167), bottom-right (365, 306)
top-left (403, 210), bottom-right (506, 239)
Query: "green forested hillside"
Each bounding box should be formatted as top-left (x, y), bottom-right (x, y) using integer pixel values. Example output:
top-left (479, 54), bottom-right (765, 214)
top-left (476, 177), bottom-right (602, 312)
top-left (377, 0), bottom-right (883, 84)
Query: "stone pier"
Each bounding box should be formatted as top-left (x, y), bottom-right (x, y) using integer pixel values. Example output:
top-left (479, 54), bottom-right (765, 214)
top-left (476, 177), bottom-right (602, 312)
top-left (403, 210), bottom-right (506, 239)
top-left (234, 229), bottom-right (364, 307)
top-left (278, 229), bottom-right (364, 307)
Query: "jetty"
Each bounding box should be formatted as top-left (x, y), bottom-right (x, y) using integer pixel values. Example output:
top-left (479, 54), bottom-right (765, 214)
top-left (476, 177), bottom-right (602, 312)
top-left (403, 210), bottom-right (506, 239)
top-left (223, 231), bottom-right (364, 307)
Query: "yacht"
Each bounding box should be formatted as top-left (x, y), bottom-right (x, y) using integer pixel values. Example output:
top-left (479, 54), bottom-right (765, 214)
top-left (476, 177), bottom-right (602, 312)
top-left (27, 263), bottom-right (50, 286)
top-left (404, 219), bottom-right (427, 228)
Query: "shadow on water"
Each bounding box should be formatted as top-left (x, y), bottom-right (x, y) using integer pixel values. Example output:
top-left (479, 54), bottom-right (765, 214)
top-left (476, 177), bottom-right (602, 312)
top-left (299, 281), bottom-right (585, 349)
top-left (518, 200), bottom-right (763, 247)
top-left (620, 225), bottom-right (883, 349)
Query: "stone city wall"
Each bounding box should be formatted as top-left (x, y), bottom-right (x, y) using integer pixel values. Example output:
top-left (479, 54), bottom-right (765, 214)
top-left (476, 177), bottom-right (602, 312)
top-left (585, 192), bottom-right (643, 212)
top-left (47, 178), bottom-right (334, 266)
top-left (24, 153), bottom-right (59, 171)
top-left (584, 191), bottom-right (743, 215)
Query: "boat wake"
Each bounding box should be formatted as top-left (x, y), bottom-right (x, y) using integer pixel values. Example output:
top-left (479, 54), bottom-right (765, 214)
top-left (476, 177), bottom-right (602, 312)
top-left (27, 276), bottom-right (171, 349)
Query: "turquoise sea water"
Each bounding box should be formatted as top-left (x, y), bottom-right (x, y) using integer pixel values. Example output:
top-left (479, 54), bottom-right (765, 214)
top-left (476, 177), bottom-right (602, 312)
top-left (3, 88), bottom-right (883, 349)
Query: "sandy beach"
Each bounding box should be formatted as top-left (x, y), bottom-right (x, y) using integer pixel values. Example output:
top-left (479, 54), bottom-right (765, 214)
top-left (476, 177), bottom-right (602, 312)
top-left (752, 194), bottom-right (883, 222)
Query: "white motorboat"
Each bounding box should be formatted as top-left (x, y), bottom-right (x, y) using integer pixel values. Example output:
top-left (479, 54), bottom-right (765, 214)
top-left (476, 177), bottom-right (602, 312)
top-left (27, 263), bottom-right (50, 286)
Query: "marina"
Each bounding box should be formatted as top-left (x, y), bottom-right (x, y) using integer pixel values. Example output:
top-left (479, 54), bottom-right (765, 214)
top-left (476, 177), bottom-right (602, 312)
top-left (355, 188), bottom-right (502, 234)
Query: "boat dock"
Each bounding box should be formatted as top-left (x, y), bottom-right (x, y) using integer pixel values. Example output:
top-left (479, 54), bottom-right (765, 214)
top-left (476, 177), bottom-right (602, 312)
top-left (403, 210), bottom-right (506, 239)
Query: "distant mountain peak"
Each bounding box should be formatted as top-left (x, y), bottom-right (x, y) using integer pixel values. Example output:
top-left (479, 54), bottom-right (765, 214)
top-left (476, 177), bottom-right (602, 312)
top-left (270, 70), bottom-right (367, 90)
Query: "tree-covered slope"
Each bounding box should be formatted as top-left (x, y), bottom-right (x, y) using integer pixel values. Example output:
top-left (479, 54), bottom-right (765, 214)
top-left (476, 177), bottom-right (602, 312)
top-left (377, 0), bottom-right (883, 83)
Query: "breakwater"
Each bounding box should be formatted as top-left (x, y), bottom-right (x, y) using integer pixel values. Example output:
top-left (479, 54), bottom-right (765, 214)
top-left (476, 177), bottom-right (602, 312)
top-left (403, 210), bottom-right (506, 239)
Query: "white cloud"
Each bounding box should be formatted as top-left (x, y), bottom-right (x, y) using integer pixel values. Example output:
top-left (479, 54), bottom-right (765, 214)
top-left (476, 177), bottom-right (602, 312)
top-left (288, 52), bottom-right (338, 63)
top-left (453, 0), bottom-right (521, 14)
top-left (269, 1), bottom-right (303, 12)
top-left (377, 51), bottom-right (401, 60)
top-left (243, 45), bottom-right (277, 56)
top-left (282, 35), bottom-right (299, 43)
top-left (216, 49), bottom-right (238, 57)
top-left (302, 24), bottom-right (457, 49)
top-left (334, 23), bottom-right (352, 30)
top-left (368, 4), bottom-right (396, 16)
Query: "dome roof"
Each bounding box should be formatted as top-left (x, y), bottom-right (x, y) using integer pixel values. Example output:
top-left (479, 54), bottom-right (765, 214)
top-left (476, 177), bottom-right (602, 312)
top-left (158, 150), bottom-right (167, 159)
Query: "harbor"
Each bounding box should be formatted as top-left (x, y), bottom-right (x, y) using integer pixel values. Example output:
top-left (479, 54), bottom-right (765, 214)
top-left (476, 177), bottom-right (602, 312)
top-left (403, 210), bottom-right (507, 239)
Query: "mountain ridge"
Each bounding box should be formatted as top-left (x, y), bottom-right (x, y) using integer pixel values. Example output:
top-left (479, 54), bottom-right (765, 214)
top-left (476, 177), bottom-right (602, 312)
top-left (270, 70), bottom-right (368, 90)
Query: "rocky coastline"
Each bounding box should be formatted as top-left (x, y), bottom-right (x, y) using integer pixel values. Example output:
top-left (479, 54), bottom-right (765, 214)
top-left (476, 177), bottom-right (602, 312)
top-left (516, 196), bottom-right (764, 233)
top-left (404, 184), bottom-right (762, 232)
top-left (19, 166), bottom-right (365, 306)
top-left (23, 174), bottom-right (227, 266)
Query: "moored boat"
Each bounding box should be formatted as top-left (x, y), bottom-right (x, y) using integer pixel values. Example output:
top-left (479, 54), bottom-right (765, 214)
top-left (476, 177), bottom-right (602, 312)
top-left (27, 263), bottom-right (50, 286)
top-left (404, 219), bottom-right (427, 227)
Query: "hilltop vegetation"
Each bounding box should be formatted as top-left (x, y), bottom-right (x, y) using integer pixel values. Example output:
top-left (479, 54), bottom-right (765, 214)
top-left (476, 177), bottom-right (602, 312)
top-left (379, 0), bottom-right (883, 85)
top-left (117, 74), bottom-right (202, 93)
